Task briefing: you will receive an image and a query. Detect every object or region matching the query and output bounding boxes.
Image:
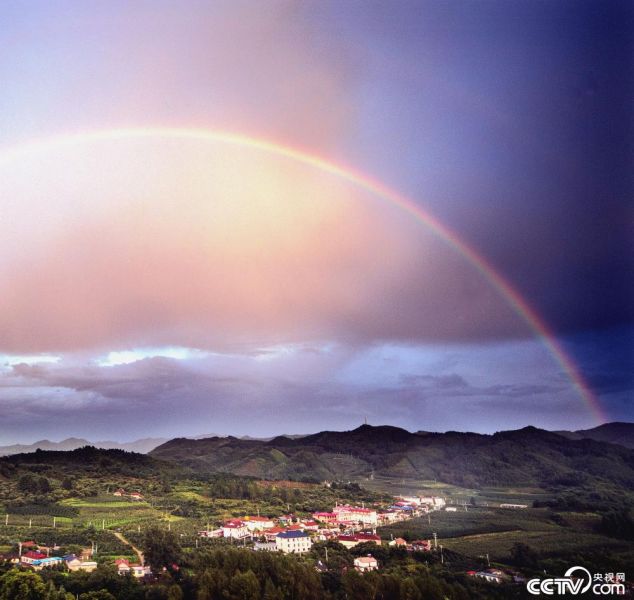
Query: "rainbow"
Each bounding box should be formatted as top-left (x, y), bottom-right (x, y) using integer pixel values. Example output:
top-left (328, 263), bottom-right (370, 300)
top-left (0, 127), bottom-right (606, 423)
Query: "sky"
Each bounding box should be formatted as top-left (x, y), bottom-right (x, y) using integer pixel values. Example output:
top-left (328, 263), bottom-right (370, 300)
top-left (0, 0), bottom-right (631, 443)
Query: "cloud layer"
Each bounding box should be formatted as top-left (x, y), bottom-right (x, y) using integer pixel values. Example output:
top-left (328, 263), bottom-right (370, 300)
top-left (0, 137), bottom-right (526, 354)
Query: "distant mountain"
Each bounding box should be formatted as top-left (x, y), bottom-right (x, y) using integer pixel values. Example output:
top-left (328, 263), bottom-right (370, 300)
top-left (150, 423), bottom-right (634, 490)
top-left (554, 422), bottom-right (634, 449)
top-left (0, 437), bottom-right (167, 456)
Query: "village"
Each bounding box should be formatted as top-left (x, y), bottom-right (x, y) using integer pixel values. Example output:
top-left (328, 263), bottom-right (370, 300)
top-left (1, 491), bottom-right (520, 585)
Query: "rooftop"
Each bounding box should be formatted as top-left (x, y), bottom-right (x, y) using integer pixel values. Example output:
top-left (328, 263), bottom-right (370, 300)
top-left (277, 530), bottom-right (309, 539)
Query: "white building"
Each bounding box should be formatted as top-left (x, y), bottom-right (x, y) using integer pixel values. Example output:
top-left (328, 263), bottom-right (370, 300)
top-left (244, 516), bottom-right (276, 532)
top-left (354, 556), bottom-right (379, 572)
top-left (222, 519), bottom-right (249, 539)
top-left (333, 505), bottom-right (378, 525)
top-left (275, 531), bottom-right (312, 554)
top-left (66, 559), bottom-right (98, 572)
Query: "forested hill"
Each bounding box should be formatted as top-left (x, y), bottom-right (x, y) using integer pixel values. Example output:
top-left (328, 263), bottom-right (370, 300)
top-left (0, 446), bottom-right (183, 481)
top-left (150, 424), bottom-right (634, 490)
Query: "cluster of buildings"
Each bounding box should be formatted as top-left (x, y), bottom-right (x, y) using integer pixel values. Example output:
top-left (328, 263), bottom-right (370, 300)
top-left (9, 542), bottom-right (98, 573)
top-left (198, 496), bottom-right (446, 556)
top-left (4, 539), bottom-right (151, 578)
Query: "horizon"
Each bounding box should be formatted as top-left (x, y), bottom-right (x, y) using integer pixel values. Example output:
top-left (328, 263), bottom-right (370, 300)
top-left (0, 2), bottom-right (631, 443)
top-left (3, 419), bottom-right (633, 449)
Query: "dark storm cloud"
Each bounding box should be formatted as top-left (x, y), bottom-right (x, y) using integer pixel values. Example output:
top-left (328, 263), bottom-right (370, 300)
top-left (314, 0), bottom-right (633, 338)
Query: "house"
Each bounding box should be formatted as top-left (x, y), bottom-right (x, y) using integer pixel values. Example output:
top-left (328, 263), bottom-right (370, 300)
top-left (333, 505), bottom-right (378, 526)
top-left (113, 488), bottom-right (125, 497)
top-left (130, 564), bottom-right (151, 578)
top-left (312, 512), bottom-right (337, 523)
top-left (301, 520), bottom-right (319, 531)
top-left (243, 516), bottom-right (275, 532)
top-left (445, 507), bottom-right (457, 512)
top-left (419, 497), bottom-right (445, 509)
top-left (354, 555), bottom-right (379, 572)
top-left (474, 571), bottom-right (505, 584)
top-left (411, 540), bottom-right (431, 552)
top-left (275, 530), bottom-right (312, 554)
top-left (254, 541), bottom-right (277, 552)
top-left (264, 527), bottom-right (286, 542)
top-left (336, 533), bottom-right (380, 549)
top-left (34, 556), bottom-right (64, 570)
top-left (336, 535), bottom-right (359, 549)
top-left (67, 559), bottom-right (98, 572)
top-left (378, 511), bottom-right (399, 524)
top-left (21, 551), bottom-right (47, 565)
top-left (222, 519), bottom-right (249, 539)
top-left (19, 541), bottom-right (36, 554)
top-left (116, 559), bottom-right (131, 575)
top-left (129, 492), bottom-right (144, 501)
top-left (388, 537), bottom-right (407, 547)
top-left (199, 528), bottom-right (223, 538)
top-left (398, 496), bottom-right (421, 506)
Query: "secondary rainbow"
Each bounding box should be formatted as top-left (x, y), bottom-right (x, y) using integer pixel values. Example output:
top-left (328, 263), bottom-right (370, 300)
top-left (0, 127), bottom-right (606, 423)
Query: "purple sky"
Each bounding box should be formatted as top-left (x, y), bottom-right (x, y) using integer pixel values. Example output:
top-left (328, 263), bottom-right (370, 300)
top-left (0, 1), bottom-right (631, 443)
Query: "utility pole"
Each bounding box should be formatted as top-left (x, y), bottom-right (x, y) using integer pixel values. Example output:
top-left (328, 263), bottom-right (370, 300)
top-left (486, 553), bottom-right (490, 567)
top-left (440, 545), bottom-right (444, 564)
top-left (53, 517), bottom-right (56, 528)
top-left (433, 532), bottom-right (437, 550)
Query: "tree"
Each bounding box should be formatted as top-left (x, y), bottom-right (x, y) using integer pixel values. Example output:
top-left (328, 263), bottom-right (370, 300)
top-left (17, 474), bottom-right (39, 494)
top-left (0, 570), bottom-right (46, 600)
top-left (142, 527), bottom-right (182, 574)
top-left (38, 477), bottom-right (52, 494)
top-left (227, 570), bottom-right (260, 600)
top-left (509, 542), bottom-right (539, 569)
top-left (167, 586), bottom-right (183, 600)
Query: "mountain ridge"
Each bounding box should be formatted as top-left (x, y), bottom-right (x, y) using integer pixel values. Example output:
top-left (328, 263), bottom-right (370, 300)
top-left (149, 423), bottom-right (634, 490)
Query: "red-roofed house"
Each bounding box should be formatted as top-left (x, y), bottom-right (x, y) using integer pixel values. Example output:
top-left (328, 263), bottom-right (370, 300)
top-left (264, 527), bottom-right (286, 542)
top-left (222, 519), bottom-right (249, 539)
top-left (21, 551), bottom-right (47, 565)
top-left (388, 537), bottom-right (407, 547)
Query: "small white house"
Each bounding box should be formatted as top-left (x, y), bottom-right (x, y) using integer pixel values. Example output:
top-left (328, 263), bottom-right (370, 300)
top-left (354, 555), bottom-right (379, 572)
top-left (67, 559), bottom-right (98, 572)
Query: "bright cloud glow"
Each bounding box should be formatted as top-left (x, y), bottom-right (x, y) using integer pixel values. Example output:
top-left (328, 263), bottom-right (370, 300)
top-left (97, 347), bottom-right (208, 367)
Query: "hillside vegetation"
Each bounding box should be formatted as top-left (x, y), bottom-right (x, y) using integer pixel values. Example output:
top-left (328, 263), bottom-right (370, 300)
top-left (150, 424), bottom-right (634, 492)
